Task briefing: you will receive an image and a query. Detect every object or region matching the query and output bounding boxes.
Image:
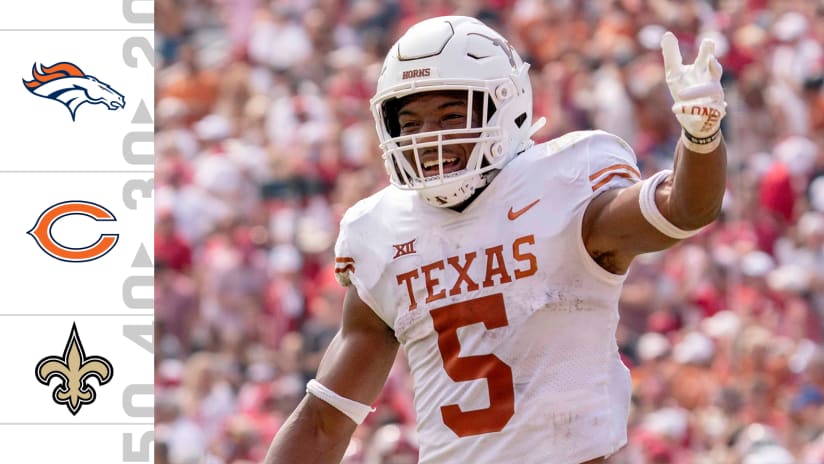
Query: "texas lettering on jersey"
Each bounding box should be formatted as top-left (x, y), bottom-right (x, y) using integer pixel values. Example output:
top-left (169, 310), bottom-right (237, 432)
top-left (395, 234), bottom-right (537, 311)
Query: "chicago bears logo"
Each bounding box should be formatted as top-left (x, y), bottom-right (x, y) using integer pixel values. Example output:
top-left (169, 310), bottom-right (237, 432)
top-left (27, 201), bottom-right (119, 262)
top-left (23, 62), bottom-right (126, 121)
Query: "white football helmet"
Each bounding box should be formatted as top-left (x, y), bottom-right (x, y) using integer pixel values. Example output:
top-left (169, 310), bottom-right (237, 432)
top-left (371, 16), bottom-right (544, 208)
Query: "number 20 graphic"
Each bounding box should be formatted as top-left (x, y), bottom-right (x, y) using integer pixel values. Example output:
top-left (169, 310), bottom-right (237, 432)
top-left (430, 293), bottom-right (515, 437)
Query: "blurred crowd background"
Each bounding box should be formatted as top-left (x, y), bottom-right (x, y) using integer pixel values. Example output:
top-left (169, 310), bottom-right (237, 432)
top-left (154, 0), bottom-right (824, 463)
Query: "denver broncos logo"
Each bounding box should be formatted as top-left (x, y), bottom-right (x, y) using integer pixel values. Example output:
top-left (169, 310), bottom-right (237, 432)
top-left (23, 62), bottom-right (125, 121)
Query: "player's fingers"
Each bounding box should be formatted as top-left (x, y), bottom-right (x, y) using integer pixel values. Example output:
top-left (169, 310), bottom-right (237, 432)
top-left (678, 82), bottom-right (724, 100)
top-left (660, 31), bottom-right (683, 76)
top-left (709, 57), bottom-right (723, 80)
top-left (695, 38), bottom-right (716, 71)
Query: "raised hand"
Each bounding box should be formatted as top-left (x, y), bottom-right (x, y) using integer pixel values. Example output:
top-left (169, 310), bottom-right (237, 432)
top-left (661, 31), bottom-right (726, 153)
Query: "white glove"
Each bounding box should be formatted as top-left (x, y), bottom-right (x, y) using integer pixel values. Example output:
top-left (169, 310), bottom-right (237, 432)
top-left (661, 31), bottom-right (726, 153)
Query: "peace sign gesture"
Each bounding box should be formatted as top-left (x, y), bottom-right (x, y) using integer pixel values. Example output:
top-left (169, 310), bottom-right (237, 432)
top-left (660, 32), bottom-right (726, 153)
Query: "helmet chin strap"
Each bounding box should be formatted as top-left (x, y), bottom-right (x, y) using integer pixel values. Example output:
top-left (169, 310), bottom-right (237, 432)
top-left (419, 170), bottom-right (488, 208)
top-left (420, 166), bottom-right (507, 208)
top-left (482, 168), bottom-right (501, 185)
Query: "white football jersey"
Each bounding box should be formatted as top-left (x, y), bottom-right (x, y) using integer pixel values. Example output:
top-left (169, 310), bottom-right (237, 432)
top-left (335, 130), bottom-right (640, 464)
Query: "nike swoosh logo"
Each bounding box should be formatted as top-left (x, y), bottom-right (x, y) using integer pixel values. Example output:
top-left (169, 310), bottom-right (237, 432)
top-left (508, 199), bottom-right (541, 221)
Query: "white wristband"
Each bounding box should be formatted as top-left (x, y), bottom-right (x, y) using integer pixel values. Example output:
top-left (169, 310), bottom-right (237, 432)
top-left (306, 379), bottom-right (375, 425)
top-left (639, 170), bottom-right (703, 240)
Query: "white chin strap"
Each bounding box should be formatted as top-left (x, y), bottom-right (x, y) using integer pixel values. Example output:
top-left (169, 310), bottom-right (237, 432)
top-left (420, 170), bottom-right (488, 207)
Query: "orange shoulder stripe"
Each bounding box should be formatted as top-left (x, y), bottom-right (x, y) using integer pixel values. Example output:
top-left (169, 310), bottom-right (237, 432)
top-left (588, 163), bottom-right (641, 181)
top-left (591, 172), bottom-right (636, 192)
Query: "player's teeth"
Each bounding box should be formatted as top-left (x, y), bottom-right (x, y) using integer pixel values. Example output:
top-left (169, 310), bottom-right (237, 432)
top-left (422, 157), bottom-right (457, 169)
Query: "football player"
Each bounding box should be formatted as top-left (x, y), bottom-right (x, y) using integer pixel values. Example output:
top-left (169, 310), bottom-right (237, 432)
top-left (265, 16), bottom-right (726, 464)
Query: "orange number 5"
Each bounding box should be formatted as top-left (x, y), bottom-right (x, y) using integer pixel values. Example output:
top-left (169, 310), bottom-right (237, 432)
top-left (430, 293), bottom-right (515, 437)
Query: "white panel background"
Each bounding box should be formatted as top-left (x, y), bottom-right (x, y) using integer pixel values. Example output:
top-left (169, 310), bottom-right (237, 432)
top-left (0, 173), bottom-right (154, 312)
top-left (0, 315), bottom-right (153, 421)
top-left (2, 3), bottom-right (155, 463)
top-left (0, 1), bottom-right (153, 29)
top-left (0, 425), bottom-right (153, 464)
top-left (0, 31), bottom-right (154, 171)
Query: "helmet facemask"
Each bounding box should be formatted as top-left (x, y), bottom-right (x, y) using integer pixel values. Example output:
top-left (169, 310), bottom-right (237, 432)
top-left (378, 87), bottom-right (503, 206)
top-left (370, 16), bottom-right (539, 208)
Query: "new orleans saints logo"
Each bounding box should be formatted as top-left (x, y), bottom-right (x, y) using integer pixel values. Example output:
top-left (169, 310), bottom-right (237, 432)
top-left (35, 323), bottom-right (113, 415)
